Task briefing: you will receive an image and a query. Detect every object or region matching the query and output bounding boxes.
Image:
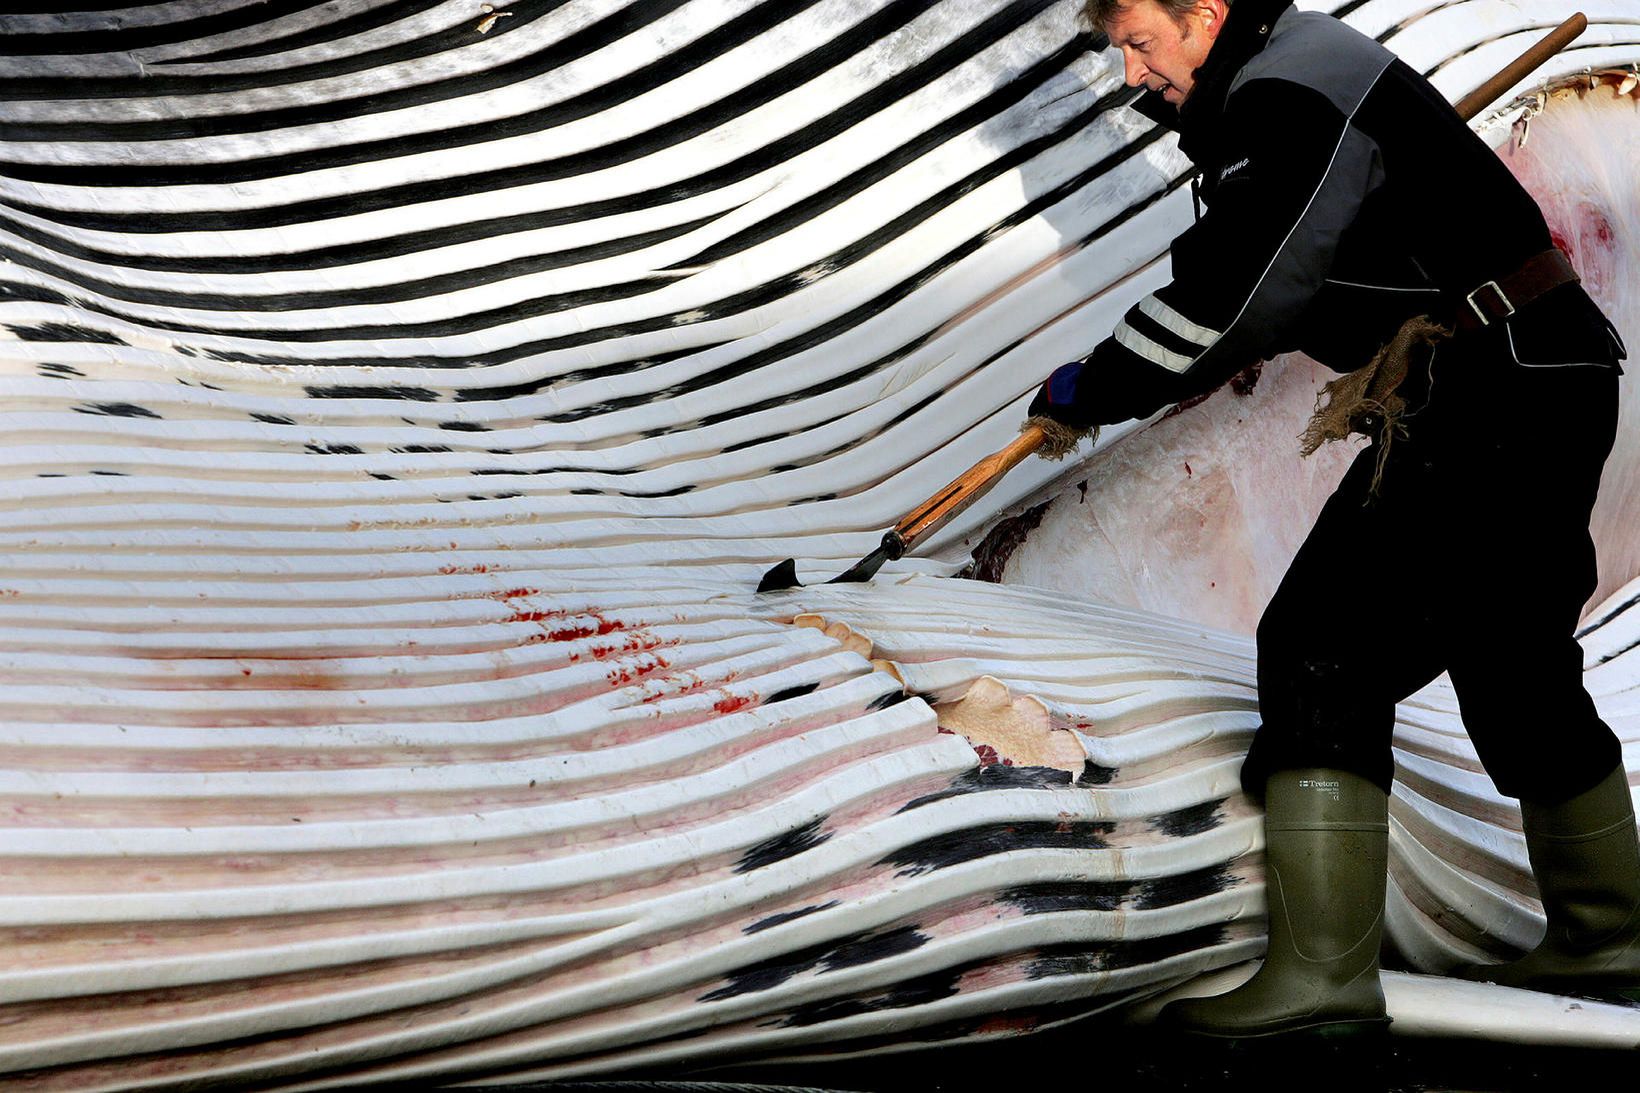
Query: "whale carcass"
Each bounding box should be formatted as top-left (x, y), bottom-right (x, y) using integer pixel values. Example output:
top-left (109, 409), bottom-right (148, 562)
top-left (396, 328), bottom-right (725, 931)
top-left (1, 1), bottom-right (1639, 1087)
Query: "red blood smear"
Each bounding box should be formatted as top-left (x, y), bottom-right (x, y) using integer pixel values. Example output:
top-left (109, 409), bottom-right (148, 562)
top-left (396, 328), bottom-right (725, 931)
top-left (938, 726), bottom-right (1017, 766)
top-left (489, 588), bottom-right (539, 600)
top-left (637, 669), bottom-right (726, 704)
top-left (972, 743), bottom-right (1005, 767)
top-left (713, 695), bottom-right (755, 715)
top-left (591, 633), bottom-right (663, 659)
top-left (1583, 206), bottom-right (1615, 249)
top-left (1229, 360), bottom-right (1263, 397)
top-left (536, 621), bottom-right (597, 640)
top-left (605, 657), bottom-right (669, 688)
top-left (511, 614), bottom-right (628, 641)
top-left (1551, 228), bottom-right (1576, 265)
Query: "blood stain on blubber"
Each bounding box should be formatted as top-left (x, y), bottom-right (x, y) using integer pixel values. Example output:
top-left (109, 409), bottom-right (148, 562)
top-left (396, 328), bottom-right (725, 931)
top-left (604, 656), bottom-right (669, 688)
top-left (713, 694), bottom-right (756, 715)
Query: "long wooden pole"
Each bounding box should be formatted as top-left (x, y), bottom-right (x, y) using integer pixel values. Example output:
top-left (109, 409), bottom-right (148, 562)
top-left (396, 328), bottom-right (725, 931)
top-left (1453, 13), bottom-right (1587, 122)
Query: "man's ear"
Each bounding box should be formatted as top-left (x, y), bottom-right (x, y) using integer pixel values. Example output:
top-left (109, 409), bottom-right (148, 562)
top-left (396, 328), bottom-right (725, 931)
top-left (1201, 0), bottom-right (1229, 39)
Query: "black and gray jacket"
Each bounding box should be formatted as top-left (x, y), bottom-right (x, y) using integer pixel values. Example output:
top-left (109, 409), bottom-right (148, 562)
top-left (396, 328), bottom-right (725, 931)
top-left (1041, 0), bottom-right (1626, 428)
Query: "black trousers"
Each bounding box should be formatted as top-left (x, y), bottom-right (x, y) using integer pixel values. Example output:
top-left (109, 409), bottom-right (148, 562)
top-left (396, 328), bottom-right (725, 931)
top-left (1242, 331), bottom-right (1623, 806)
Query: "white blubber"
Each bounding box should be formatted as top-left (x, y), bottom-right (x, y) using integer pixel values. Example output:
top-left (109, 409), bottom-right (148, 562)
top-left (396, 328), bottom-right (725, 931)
top-left (0, 2), bottom-right (1637, 1086)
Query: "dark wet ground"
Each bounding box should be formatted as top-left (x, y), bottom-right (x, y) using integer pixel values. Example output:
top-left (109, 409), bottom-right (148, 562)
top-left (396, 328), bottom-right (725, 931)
top-left (455, 1020), bottom-right (1638, 1093)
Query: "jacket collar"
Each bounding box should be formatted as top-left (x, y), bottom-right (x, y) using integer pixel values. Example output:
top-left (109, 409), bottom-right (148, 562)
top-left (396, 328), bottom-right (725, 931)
top-left (1130, 0), bottom-right (1293, 154)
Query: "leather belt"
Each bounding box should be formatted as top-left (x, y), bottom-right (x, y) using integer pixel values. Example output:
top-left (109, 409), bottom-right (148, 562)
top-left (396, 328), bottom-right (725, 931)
top-left (1453, 247), bottom-right (1579, 333)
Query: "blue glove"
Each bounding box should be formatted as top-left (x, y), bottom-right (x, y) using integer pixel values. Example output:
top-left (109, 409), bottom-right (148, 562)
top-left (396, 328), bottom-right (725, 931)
top-left (1027, 360), bottom-right (1088, 426)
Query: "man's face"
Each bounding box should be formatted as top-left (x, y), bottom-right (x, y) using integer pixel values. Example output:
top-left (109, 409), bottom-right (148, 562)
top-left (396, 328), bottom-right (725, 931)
top-left (1104, 1), bottom-right (1224, 106)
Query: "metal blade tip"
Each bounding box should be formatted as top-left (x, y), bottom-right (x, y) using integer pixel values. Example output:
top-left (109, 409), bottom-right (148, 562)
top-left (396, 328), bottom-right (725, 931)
top-left (756, 558), bottom-right (802, 593)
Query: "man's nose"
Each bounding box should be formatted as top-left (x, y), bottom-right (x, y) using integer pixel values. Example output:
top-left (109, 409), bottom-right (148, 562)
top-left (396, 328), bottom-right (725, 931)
top-left (1121, 49), bottom-right (1147, 87)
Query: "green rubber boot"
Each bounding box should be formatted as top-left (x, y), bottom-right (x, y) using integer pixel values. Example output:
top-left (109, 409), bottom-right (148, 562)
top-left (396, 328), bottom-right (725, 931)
top-left (1460, 763), bottom-right (1640, 1001)
top-left (1158, 768), bottom-right (1391, 1039)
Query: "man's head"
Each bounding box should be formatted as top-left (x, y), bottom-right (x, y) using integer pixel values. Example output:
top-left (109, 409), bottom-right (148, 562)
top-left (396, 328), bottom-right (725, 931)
top-left (1088, 0), bottom-right (1231, 106)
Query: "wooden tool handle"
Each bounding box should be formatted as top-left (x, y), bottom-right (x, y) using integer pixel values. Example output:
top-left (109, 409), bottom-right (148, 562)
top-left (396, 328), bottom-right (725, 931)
top-left (891, 422), bottom-right (1047, 550)
top-left (1453, 12), bottom-right (1587, 121)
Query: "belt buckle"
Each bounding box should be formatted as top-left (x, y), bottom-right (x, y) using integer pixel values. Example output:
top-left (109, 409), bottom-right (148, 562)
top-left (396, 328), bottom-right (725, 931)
top-left (1466, 280), bottom-right (1515, 326)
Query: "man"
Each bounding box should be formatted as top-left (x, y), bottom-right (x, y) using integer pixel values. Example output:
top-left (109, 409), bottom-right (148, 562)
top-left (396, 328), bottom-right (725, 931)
top-left (1028, 0), bottom-right (1636, 1039)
